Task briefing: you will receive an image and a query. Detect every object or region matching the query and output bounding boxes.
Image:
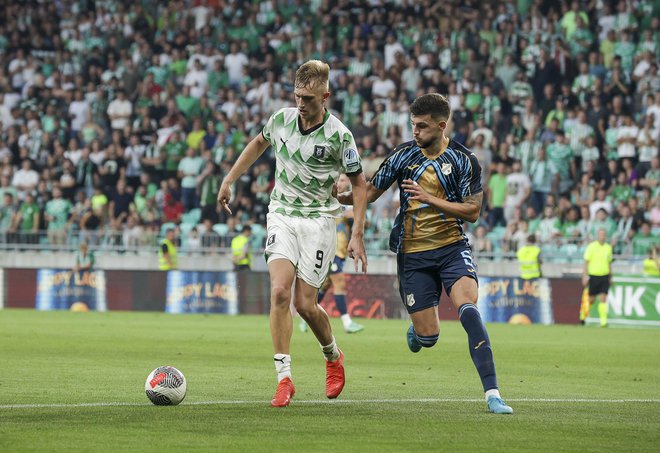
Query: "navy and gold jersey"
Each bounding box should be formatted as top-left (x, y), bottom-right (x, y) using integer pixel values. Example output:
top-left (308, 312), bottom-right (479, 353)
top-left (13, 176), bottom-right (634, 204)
top-left (335, 216), bottom-right (351, 260)
top-left (371, 140), bottom-right (482, 254)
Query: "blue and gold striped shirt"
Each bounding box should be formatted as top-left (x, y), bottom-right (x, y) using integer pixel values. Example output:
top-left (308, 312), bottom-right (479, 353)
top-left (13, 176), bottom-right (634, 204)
top-left (371, 140), bottom-right (482, 253)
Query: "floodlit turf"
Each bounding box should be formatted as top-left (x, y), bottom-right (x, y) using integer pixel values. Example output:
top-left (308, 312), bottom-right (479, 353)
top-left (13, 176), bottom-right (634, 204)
top-left (1, 310), bottom-right (659, 452)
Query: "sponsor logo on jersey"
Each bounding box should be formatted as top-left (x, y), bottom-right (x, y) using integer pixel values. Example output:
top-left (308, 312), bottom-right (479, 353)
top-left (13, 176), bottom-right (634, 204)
top-left (267, 234), bottom-right (276, 246)
top-left (406, 293), bottom-right (416, 307)
top-left (314, 145), bottom-right (325, 158)
top-left (441, 163), bottom-right (452, 175)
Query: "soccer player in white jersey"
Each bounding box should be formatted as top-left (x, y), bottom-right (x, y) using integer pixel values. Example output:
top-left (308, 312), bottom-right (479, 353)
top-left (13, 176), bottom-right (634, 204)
top-left (217, 60), bottom-right (368, 407)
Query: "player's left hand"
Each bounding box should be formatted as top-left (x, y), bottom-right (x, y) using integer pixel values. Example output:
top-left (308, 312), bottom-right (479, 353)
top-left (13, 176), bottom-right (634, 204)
top-left (401, 179), bottom-right (432, 203)
top-left (347, 237), bottom-right (368, 274)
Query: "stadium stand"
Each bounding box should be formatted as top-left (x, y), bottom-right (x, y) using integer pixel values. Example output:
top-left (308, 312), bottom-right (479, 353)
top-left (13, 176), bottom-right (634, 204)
top-left (0, 0), bottom-right (658, 261)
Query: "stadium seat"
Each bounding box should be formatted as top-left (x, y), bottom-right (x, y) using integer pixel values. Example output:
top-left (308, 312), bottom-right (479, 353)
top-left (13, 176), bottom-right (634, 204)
top-left (182, 208), bottom-right (201, 226)
top-left (179, 222), bottom-right (194, 236)
top-left (249, 223), bottom-right (266, 248)
top-left (212, 223), bottom-right (229, 237)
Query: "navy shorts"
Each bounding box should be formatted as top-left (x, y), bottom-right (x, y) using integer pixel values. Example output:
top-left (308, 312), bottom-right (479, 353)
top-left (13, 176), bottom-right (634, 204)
top-left (397, 241), bottom-right (478, 314)
top-left (329, 256), bottom-right (345, 275)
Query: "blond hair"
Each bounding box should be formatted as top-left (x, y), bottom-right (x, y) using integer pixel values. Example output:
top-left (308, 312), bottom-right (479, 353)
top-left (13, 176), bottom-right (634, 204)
top-left (295, 60), bottom-right (330, 91)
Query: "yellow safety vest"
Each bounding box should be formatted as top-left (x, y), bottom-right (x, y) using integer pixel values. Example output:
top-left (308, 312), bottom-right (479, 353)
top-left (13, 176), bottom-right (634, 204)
top-left (643, 258), bottom-right (660, 276)
top-left (159, 239), bottom-right (177, 270)
top-left (517, 245), bottom-right (541, 280)
top-left (231, 235), bottom-right (250, 266)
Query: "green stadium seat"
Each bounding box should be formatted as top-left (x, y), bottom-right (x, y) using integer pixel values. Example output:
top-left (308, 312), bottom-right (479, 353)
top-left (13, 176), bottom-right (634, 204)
top-left (212, 223), bottom-right (229, 237)
top-left (182, 208), bottom-right (201, 226)
top-left (249, 223), bottom-right (266, 248)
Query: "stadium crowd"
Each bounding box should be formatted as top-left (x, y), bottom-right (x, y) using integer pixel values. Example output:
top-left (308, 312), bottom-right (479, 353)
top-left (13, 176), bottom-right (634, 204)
top-left (0, 0), bottom-right (658, 259)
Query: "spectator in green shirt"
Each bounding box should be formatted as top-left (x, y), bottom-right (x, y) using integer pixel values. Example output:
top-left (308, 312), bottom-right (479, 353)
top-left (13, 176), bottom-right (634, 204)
top-left (15, 192), bottom-right (40, 245)
top-left (45, 187), bottom-right (73, 246)
top-left (488, 162), bottom-right (508, 227)
top-left (175, 85), bottom-right (200, 119)
top-left (633, 222), bottom-right (659, 255)
top-left (0, 192), bottom-right (17, 243)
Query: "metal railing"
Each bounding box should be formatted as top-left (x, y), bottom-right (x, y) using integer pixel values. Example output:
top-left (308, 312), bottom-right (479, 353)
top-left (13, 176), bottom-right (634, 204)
top-left (0, 230), bottom-right (657, 262)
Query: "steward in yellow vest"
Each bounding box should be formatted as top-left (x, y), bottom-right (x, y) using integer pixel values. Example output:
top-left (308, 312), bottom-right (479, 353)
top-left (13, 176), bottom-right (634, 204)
top-left (231, 225), bottom-right (252, 271)
top-left (643, 247), bottom-right (660, 276)
top-left (517, 235), bottom-right (541, 280)
top-left (159, 228), bottom-right (178, 270)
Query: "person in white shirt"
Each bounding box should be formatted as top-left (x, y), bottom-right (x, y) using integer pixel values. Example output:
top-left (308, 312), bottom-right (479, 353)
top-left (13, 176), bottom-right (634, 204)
top-left (11, 159), bottom-right (39, 200)
top-left (371, 68), bottom-right (396, 100)
top-left (616, 114), bottom-right (639, 159)
top-left (224, 42), bottom-right (249, 86)
top-left (68, 90), bottom-right (90, 135)
top-left (106, 90), bottom-right (133, 131)
top-left (504, 160), bottom-right (532, 224)
top-left (183, 59), bottom-right (209, 99)
top-left (383, 32), bottom-right (405, 71)
top-left (64, 138), bottom-right (83, 166)
top-left (589, 188), bottom-right (613, 219)
top-left (191, 0), bottom-right (210, 30)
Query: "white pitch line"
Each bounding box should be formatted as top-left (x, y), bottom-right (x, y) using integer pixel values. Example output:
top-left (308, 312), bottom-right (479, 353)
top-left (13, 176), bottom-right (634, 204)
top-left (2, 398), bottom-right (660, 409)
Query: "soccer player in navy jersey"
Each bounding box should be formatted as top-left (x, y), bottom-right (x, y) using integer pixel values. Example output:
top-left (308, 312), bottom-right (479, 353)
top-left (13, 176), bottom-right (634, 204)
top-left (338, 93), bottom-right (512, 414)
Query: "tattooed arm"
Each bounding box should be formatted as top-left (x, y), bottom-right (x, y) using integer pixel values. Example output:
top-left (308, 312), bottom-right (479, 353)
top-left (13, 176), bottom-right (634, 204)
top-left (400, 179), bottom-right (483, 223)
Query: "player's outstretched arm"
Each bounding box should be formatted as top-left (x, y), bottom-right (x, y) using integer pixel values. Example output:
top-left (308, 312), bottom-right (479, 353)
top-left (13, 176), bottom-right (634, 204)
top-left (347, 172), bottom-right (368, 273)
top-left (401, 179), bottom-right (483, 223)
top-left (337, 181), bottom-right (384, 206)
top-left (217, 134), bottom-right (270, 214)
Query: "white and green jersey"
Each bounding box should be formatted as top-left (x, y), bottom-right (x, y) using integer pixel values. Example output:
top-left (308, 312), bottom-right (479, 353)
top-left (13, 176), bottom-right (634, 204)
top-left (262, 108), bottom-right (361, 218)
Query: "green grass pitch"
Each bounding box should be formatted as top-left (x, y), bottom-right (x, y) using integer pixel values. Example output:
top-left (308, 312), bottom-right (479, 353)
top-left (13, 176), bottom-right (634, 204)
top-left (1, 309), bottom-right (659, 452)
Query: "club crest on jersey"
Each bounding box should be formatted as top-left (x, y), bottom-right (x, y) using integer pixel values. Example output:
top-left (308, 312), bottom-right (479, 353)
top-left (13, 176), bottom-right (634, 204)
top-left (406, 293), bottom-right (416, 307)
top-left (314, 145), bottom-right (325, 158)
top-left (441, 163), bottom-right (452, 175)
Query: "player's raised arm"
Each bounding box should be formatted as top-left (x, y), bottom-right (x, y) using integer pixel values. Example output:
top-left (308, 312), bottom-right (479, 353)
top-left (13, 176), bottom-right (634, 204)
top-left (217, 133), bottom-right (270, 214)
top-left (401, 180), bottom-right (483, 223)
top-left (346, 171), bottom-right (368, 273)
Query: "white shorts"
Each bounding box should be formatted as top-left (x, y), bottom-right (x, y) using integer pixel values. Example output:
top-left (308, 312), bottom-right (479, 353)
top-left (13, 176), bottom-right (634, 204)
top-left (265, 212), bottom-right (337, 288)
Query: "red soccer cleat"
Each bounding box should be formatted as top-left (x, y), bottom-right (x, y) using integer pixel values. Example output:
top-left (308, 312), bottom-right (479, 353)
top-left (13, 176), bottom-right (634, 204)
top-left (325, 349), bottom-right (345, 399)
top-left (270, 377), bottom-right (295, 407)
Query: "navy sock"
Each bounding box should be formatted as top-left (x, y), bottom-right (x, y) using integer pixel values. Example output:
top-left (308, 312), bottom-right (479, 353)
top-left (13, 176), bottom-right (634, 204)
top-left (335, 294), bottom-right (347, 315)
top-left (317, 290), bottom-right (326, 304)
top-left (458, 303), bottom-right (498, 392)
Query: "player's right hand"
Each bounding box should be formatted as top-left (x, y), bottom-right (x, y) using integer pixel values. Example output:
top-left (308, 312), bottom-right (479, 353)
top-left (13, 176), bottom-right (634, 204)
top-left (217, 181), bottom-right (233, 215)
top-left (581, 275), bottom-right (588, 287)
top-left (347, 237), bottom-right (368, 274)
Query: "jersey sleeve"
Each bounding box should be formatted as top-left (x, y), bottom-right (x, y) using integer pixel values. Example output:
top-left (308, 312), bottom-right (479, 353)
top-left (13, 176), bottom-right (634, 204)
top-left (261, 110), bottom-right (278, 144)
top-left (340, 131), bottom-right (362, 175)
top-left (371, 151), bottom-right (399, 191)
top-left (460, 152), bottom-right (483, 197)
top-left (583, 243), bottom-right (592, 261)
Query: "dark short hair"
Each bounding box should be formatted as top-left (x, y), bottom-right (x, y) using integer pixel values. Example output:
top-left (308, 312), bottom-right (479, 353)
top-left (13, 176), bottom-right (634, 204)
top-left (410, 93), bottom-right (450, 120)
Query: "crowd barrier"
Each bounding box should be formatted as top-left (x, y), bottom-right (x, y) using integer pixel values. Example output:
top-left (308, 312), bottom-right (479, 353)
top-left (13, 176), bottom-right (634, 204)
top-left (0, 268), bottom-right (612, 325)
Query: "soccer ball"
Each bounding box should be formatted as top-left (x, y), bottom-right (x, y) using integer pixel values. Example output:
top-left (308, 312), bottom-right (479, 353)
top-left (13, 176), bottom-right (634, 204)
top-left (145, 366), bottom-right (187, 406)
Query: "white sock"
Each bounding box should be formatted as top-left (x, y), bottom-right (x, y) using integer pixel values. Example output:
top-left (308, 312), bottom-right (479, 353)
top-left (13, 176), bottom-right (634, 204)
top-left (321, 336), bottom-right (340, 361)
top-left (274, 354), bottom-right (291, 382)
top-left (485, 388), bottom-right (501, 402)
top-left (341, 314), bottom-right (352, 329)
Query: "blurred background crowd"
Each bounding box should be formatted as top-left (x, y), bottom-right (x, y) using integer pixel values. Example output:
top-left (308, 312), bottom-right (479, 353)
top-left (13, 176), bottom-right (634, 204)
top-left (0, 0), bottom-right (658, 260)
